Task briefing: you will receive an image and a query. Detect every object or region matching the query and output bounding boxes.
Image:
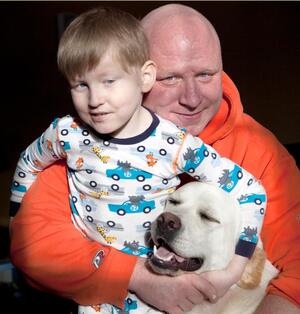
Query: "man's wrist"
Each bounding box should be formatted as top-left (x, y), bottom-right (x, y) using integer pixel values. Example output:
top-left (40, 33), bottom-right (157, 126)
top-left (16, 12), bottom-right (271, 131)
top-left (128, 257), bottom-right (147, 293)
top-left (226, 254), bottom-right (249, 283)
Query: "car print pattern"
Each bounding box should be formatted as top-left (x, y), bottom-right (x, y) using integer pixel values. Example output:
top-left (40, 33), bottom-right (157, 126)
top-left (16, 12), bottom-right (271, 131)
top-left (12, 114), bottom-right (267, 314)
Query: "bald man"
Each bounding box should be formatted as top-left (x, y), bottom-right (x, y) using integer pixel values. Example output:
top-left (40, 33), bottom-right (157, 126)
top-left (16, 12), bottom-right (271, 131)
top-left (10, 4), bottom-right (300, 314)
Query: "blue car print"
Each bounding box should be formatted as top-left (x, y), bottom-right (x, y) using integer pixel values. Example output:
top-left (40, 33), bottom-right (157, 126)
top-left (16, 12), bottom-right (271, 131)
top-left (106, 164), bottom-right (152, 182)
top-left (121, 241), bottom-right (153, 257)
top-left (111, 297), bottom-right (138, 313)
top-left (218, 165), bottom-right (243, 192)
top-left (124, 298), bottom-right (138, 312)
top-left (240, 226), bottom-right (258, 243)
top-left (183, 144), bottom-right (209, 173)
top-left (11, 181), bottom-right (27, 193)
top-left (238, 193), bottom-right (266, 205)
top-left (108, 197), bottom-right (155, 216)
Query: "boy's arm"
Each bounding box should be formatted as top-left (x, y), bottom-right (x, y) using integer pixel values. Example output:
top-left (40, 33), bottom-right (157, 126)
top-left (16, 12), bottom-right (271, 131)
top-left (10, 161), bottom-right (137, 308)
top-left (10, 117), bottom-right (67, 212)
top-left (179, 133), bottom-right (266, 259)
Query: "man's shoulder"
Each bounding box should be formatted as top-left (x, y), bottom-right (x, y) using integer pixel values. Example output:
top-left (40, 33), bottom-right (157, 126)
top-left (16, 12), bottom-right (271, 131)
top-left (39, 161), bottom-right (68, 186)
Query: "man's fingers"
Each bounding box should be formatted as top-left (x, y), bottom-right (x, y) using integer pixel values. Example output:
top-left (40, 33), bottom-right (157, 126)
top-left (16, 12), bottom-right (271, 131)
top-left (194, 276), bottom-right (218, 303)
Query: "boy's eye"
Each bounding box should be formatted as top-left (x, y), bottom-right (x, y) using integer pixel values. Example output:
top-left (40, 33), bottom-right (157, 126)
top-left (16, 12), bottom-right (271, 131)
top-left (71, 82), bottom-right (87, 91)
top-left (103, 79), bottom-right (115, 85)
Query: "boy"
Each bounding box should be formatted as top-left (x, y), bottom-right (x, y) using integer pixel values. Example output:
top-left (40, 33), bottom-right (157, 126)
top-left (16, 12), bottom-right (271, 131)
top-left (11, 6), bottom-right (266, 314)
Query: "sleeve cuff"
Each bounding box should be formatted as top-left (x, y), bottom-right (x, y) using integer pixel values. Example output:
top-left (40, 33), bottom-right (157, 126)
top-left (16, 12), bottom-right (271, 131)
top-left (235, 239), bottom-right (256, 258)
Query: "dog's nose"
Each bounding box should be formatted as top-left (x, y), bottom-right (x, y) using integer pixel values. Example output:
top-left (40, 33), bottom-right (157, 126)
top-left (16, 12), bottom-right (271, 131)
top-left (157, 212), bottom-right (181, 234)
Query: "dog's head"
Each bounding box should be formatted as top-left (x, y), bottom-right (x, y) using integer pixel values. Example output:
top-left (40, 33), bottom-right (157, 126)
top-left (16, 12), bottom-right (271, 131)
top-left (148, 182), bottom-right (242, 276)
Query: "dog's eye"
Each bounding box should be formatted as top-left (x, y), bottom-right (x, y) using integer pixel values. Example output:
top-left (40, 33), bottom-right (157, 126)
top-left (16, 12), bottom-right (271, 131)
top-left (199, 212), bottom-right (220, 224)
top-left (168, 198), bottom-right (180, 205)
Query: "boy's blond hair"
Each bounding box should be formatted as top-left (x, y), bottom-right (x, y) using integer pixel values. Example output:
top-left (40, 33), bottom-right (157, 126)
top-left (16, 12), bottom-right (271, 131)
top-left (57, 6), bottom-right (149, 81)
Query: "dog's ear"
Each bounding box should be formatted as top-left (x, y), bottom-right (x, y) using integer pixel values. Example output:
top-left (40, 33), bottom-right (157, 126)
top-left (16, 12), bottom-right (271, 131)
top-left (237, 247), bottom-right (266, 289)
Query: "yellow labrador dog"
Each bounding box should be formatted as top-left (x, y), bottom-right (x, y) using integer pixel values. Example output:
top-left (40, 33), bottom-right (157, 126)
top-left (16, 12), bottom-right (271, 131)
top-left (148, 182), bottom-right (278, 314)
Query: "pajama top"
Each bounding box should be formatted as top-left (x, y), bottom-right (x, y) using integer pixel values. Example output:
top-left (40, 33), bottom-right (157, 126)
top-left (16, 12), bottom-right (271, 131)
top-left (11, 111), bottom-right (266, 259)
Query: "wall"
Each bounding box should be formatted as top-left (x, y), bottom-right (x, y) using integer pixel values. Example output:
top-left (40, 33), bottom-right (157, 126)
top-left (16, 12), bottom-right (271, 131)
top-left (0, 1), bottom-right (299, 226)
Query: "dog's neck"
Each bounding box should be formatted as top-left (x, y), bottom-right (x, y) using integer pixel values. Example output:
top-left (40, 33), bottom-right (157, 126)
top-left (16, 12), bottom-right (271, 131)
top-left (201, 247), bottom-right (235, 273)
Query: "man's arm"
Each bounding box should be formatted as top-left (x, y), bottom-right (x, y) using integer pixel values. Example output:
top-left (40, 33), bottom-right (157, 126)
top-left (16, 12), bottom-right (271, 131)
top-left (10, 161), bottom-right (218, 312)
top-left (10, 161), bottom-right (137, 308)
top-left (255, 295), bottom-right (300, 314)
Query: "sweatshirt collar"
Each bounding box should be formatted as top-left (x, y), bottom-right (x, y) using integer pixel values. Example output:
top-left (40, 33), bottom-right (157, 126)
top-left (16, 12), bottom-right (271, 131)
top-left (200, 71), bottom-right (243, 144)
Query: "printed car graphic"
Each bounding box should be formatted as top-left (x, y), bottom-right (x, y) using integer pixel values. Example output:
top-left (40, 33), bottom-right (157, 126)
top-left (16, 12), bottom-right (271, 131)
top-left (110, 297), bottom-right (138, 313)
top-left (69, 196), bottom-right (79, 216)
top-left (106, 163), bottom-right (152, 181)
top-left (108, 196), bottom-right (155, 216)
top-left (11, 181), bottom-right (27, 193)
top-left (240, 226), bottom-right (258, 243)
top-left (238, 193), bottom-right (266, 205)
top-left (121, 240), bottom-right (153, 256)
top-left (183, 144), bottom-right (209, 173)
top-left (124, 298), bottom-right (138, 312)
top-left (218, 165), bottom-right (243, 192)
top-left (161, 129), bottom-right (186, 144)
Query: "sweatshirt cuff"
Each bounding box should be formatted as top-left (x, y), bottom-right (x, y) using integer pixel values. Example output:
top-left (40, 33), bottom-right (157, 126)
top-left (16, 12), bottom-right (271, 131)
top-left (90, 248), bottom-right (138, 309)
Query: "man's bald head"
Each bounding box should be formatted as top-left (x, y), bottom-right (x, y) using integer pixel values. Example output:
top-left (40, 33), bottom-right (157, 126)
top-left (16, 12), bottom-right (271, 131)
top-left (141, 4), bottom-right (221, 60)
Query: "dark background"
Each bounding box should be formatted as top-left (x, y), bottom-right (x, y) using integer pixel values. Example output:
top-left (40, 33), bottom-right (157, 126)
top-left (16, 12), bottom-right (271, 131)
top-left (0, 1), bottom-right (299, 312)
top-left (0, 1), bottom-right (300, 171)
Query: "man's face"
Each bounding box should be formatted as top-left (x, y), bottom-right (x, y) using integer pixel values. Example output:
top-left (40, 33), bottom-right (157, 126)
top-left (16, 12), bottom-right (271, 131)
top-left (143, 26), bottom-right (223, 136)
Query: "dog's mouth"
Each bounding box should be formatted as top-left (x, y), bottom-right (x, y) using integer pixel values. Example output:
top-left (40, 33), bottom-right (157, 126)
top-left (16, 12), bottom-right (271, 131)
top-left (149, 237), bottom-right (204, 273)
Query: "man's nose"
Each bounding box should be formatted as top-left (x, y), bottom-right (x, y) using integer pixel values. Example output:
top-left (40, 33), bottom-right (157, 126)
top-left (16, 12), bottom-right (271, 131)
top-left (156, 212), bottom-right (181, 239)
top-left (179, 78), bottom-right (202, 108)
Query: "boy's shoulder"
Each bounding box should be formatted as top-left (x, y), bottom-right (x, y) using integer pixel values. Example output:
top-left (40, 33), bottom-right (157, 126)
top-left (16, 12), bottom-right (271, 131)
top-left (155, 113), bottom-right (187, 134)
top-left (51, 115), bottom-right (83, 130)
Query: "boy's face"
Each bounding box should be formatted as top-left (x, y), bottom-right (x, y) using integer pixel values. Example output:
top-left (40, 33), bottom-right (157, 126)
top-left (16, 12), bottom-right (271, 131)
top-left (70, 50), bottom-right (150, 138)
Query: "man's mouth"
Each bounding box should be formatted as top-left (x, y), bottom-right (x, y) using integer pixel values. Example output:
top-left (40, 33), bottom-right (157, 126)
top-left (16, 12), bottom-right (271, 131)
top-left (149, 237), bottom-right (203, 272)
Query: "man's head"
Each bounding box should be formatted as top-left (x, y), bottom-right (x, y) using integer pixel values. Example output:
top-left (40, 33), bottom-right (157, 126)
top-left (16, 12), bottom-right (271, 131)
top-left (142, 4), bottom-right (223, 136)
top-left (58, 6), bottom-right (149, 81)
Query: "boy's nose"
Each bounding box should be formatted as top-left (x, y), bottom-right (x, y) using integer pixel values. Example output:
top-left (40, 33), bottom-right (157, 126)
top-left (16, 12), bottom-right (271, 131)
top-left (89, 89), bottom-right (105, 108)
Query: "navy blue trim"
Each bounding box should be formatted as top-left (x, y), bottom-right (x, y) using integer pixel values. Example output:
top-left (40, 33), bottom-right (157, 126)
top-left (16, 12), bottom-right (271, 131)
top-left (9, 201), bottom-right (20, 217)
top-left (93, 108), bottom-right (159, 145)
top-left (235, 239), bottom-right (256, 258)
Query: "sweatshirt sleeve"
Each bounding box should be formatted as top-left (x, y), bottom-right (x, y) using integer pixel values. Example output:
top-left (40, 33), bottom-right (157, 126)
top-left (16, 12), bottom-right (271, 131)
top-left (10, 161), bottom-right (137, 308)
top-left (10, 117), bottom-right (68, 214)
top-left (176, 133), bottom-right (267, 258)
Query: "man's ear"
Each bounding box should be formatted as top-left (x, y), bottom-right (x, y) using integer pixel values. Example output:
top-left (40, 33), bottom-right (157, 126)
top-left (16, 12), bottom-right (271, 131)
top-left (141, 60), bottom-right (157, 93)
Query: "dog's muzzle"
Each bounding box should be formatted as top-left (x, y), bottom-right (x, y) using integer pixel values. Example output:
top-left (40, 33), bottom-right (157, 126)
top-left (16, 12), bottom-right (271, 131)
top-left (149, 212), bottom-right (204, 273)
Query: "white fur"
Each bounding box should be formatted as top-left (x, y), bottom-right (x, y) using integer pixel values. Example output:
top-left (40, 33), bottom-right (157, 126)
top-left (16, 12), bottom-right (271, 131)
top-left (151, 182), bottom-right (279, 314)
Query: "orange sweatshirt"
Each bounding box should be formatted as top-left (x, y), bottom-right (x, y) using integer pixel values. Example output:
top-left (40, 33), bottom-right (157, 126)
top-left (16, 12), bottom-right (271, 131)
top-left (10, 72), bottom-right (300, 307)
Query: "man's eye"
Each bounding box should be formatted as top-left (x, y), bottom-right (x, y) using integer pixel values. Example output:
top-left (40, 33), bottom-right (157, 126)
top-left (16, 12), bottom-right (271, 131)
top-left (158, 76), bottom-right (180, 86)
top-left (196, 72), bottom-right (213, 82)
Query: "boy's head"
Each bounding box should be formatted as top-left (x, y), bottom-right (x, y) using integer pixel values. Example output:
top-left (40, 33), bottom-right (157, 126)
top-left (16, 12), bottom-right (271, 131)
top-left (57, 6), bottom-right (149, 81)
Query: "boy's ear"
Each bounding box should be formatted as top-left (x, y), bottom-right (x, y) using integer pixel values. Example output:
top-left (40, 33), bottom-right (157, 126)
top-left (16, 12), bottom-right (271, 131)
top-left (141, 60), bottom-right (157, 93)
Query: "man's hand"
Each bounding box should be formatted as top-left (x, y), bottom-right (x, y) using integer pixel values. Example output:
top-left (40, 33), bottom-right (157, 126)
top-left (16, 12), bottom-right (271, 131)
top-left (129, 258), bottom-right (217, 314)
top-left (199, 255), bottom-right (249, 298)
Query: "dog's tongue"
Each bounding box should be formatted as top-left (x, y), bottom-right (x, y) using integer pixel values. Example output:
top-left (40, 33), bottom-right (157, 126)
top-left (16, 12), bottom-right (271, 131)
top-left (155, 246), bottom-right (185, 263)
